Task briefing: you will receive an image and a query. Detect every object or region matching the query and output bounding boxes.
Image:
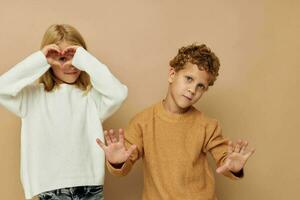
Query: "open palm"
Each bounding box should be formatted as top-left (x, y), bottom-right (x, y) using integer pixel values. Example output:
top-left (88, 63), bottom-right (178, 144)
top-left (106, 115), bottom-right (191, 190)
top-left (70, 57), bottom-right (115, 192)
top-left (96, 129), bottom-right (136, 165)
top-left (216, 140), bottom-right (255, 174)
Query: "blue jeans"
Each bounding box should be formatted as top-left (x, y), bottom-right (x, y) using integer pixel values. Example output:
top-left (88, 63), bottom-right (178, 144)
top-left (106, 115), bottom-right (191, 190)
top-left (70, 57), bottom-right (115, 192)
top-left (38, 185), bottom-right (104, 200)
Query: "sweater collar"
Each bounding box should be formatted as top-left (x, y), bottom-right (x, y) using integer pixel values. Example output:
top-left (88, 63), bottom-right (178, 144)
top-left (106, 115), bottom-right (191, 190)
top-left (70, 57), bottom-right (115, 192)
top-left (155, 100), bottom-right (197, 122)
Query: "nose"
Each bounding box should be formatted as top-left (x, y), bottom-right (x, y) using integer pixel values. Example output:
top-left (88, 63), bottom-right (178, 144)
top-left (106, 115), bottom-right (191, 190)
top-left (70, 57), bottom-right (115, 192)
top-left (188, 87), bottom-right (196, 94)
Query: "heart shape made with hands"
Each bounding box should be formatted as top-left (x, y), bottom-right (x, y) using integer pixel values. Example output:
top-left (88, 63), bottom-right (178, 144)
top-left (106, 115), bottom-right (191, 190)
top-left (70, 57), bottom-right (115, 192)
top-left (46, 49), bottom-right (75, 66)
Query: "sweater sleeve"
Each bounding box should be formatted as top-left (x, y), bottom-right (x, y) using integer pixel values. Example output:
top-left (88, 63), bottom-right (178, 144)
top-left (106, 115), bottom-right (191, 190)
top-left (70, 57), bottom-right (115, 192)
top-left (0, 51), bottom-right (50, 117)
top-left (106, 114), bottom-right (144, 176)
top-left (71, 47), bottom-right (128, 122)
top-left (203, 120), bottom-right (242, 180)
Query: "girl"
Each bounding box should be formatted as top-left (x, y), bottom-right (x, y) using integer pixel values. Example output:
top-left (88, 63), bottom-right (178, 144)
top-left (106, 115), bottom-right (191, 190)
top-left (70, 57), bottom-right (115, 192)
top-left (0, 24), bottom-right (127, 199)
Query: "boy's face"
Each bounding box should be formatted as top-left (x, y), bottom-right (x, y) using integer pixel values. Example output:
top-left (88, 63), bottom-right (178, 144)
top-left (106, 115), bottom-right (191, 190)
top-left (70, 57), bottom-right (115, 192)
top-left (166, 62), bottom-right (210, 113)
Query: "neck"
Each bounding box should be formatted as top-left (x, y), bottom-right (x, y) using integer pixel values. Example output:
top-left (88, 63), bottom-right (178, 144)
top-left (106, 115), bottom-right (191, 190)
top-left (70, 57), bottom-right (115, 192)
top-left (54, 77), bottom-right (76, 85)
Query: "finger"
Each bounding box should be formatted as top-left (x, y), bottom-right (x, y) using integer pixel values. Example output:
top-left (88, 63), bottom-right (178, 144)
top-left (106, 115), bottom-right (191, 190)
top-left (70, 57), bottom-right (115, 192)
top-left (71, 66), bottom-right (80, 71)
top-left (62, 46), bottom-right (76, 56)
top-left (234, 139), bottom-right (242, 153)
top-left (47, 58), bottom-right (61, 67)
top-left (46, 49), bottom-right (58, 57)
top-left (240, 140), bottom-right (248, 154)
top-left (244, 148), bottom-right (255, 159)
top-left (64, 50), bottom-right (75, 58)
top-left (65, 53), bottom-right (74, 60)
top-left (96, 138), bottom-right (107, 150)
top-left (62, 60), bottom-right (73, 68)
top-left (108, 129), bottom-right (117, 143)
top-left (47, 49), bottom-right (61, 59)
top-left (118, 128), bottom-right (125, 144)
top-left (228, 140), bottom-right (234, 154)
top-left (126, 144), bottom-right (137, 157)
top-left (216, 163), bottom-right (228, 174)
top-left (104, 130), bottom-right (112, 145)
top-left (52, 61), bottom-right (62, 68)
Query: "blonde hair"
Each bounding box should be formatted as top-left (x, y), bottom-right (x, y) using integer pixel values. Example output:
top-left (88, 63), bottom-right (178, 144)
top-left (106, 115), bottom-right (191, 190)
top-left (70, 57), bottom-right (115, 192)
top-left (39, 24), bottom-right (91, 92)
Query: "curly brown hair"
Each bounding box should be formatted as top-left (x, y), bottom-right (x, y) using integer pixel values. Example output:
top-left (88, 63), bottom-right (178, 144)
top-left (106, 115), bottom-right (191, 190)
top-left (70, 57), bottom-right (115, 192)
top-left (169, 44), bottom-right (220, 86)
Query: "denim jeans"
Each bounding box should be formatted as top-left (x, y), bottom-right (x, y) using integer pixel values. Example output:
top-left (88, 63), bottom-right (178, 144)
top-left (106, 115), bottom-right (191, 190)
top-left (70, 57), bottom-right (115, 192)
top-left (38, 185), bottom-right (104, 200)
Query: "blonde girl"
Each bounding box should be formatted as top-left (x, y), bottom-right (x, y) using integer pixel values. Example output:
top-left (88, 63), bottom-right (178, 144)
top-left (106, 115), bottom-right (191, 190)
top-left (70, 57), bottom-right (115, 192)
top-left (0, 24), bottom-right (127, 200)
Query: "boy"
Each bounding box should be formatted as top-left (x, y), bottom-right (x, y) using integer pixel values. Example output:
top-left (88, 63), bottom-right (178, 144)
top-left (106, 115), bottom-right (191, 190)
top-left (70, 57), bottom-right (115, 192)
top-left (97, 44), bottom-right (255, 200)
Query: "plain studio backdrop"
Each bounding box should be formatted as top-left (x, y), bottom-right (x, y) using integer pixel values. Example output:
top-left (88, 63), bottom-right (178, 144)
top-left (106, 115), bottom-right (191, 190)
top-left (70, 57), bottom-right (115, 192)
top-left (0, 0), bottom-right (299, 199)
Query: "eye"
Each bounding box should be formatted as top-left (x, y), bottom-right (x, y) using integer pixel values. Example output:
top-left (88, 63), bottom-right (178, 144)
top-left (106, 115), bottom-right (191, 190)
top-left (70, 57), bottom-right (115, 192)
top-left (59, 57), bottom-right (66, 62)
top-left (197, 83), bottom-right (206, 90)
top-left (185, 76), bottom-right (193, 82)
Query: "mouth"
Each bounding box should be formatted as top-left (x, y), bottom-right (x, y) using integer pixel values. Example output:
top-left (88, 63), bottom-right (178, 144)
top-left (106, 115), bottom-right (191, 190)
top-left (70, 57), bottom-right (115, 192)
top-left (183, 95), bottom-right (192, 101)
top-left (64, 71), bottom-right (80, 75)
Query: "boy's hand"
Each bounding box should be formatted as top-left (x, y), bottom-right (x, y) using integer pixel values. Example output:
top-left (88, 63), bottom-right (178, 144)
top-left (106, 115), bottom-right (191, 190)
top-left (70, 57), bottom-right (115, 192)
top-left (216, 139), bottom-right (255, 174)
top-left (96, 129), bottom-right (137, 165)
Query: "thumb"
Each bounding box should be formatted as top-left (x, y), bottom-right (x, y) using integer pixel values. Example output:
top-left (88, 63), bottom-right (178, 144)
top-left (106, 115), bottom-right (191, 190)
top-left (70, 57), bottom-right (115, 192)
top-left (96, 138), bottom-right (106, 151)
top-left (245, 148), bottom-right (256, 159)
top-left (216, 163), bottom-right (229, 174)
top-left (127, 144), bottom-right (137, 157)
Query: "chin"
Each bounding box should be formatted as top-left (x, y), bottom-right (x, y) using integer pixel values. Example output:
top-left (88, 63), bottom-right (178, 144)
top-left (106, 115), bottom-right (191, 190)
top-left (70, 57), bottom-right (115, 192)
top-left (58, 77), bottom-right (77, 84)
top-left (180, 105), bottom-right (192, 110)
top-left (176, 101), bottom-right (192, 111)
top-left (64, 80), bottom-right (78, 84)
top-left (60, 75), bottom-right (80, 84)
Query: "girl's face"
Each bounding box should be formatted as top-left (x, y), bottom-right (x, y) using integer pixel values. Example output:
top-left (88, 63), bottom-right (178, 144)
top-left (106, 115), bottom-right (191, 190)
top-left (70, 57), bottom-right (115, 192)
top-left (51, 41), bottom-right (81, 84)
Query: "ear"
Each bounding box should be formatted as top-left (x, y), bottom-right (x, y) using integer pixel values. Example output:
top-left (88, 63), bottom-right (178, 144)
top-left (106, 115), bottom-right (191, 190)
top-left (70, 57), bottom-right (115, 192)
top-left (168, 67), bottom-right (176, 83)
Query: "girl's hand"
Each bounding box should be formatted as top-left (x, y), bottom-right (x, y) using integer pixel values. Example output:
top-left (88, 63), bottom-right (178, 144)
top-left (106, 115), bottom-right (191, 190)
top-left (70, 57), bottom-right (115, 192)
top-left (42, 44), bottom-right (61, 67)
top-left (216, 139), bottom-right (255, 174)
top-left (61, 45), bottom-right (80, 58)
top-left (96, 129), bottom-right (137, 165)
top-left (61, 45), bottom-right (81, 70)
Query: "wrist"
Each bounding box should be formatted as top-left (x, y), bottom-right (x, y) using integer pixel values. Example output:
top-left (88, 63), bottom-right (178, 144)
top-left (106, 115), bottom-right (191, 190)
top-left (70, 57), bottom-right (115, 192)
top-left (110, 162), bottom-right (125, 169)
top-left (230, 168), bottom-right (244, 178)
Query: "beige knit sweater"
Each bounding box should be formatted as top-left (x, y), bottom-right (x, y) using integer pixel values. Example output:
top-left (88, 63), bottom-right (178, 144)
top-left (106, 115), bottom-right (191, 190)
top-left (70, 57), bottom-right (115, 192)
top-left (107, 101), bottom-right (240, 200)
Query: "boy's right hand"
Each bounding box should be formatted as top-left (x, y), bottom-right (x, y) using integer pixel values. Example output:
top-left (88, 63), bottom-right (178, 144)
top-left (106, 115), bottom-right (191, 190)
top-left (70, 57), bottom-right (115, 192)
top-left (41, 44), bottom-right (61, 67)
top-left (96, 129), bottom-right (137, 166)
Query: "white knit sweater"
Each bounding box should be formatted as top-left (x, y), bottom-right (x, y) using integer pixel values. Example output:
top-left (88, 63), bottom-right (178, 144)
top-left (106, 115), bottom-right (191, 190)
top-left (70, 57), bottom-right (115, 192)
top-left (0, 47), bottom-right (128, 199)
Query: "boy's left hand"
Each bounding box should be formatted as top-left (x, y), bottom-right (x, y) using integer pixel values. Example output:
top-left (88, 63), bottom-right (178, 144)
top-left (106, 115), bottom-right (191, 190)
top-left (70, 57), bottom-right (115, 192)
top-left (216, 139), bottom-right (255, 174)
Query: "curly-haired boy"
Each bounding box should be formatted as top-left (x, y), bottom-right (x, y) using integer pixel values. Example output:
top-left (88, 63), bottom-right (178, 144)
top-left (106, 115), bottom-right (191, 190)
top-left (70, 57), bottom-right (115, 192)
top-left (97, 44), bottom-right (255, 200)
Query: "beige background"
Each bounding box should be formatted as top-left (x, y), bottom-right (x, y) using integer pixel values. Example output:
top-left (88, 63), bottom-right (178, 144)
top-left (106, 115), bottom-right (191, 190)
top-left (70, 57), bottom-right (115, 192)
top-left (0, 0), bottom-right (299, 199)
